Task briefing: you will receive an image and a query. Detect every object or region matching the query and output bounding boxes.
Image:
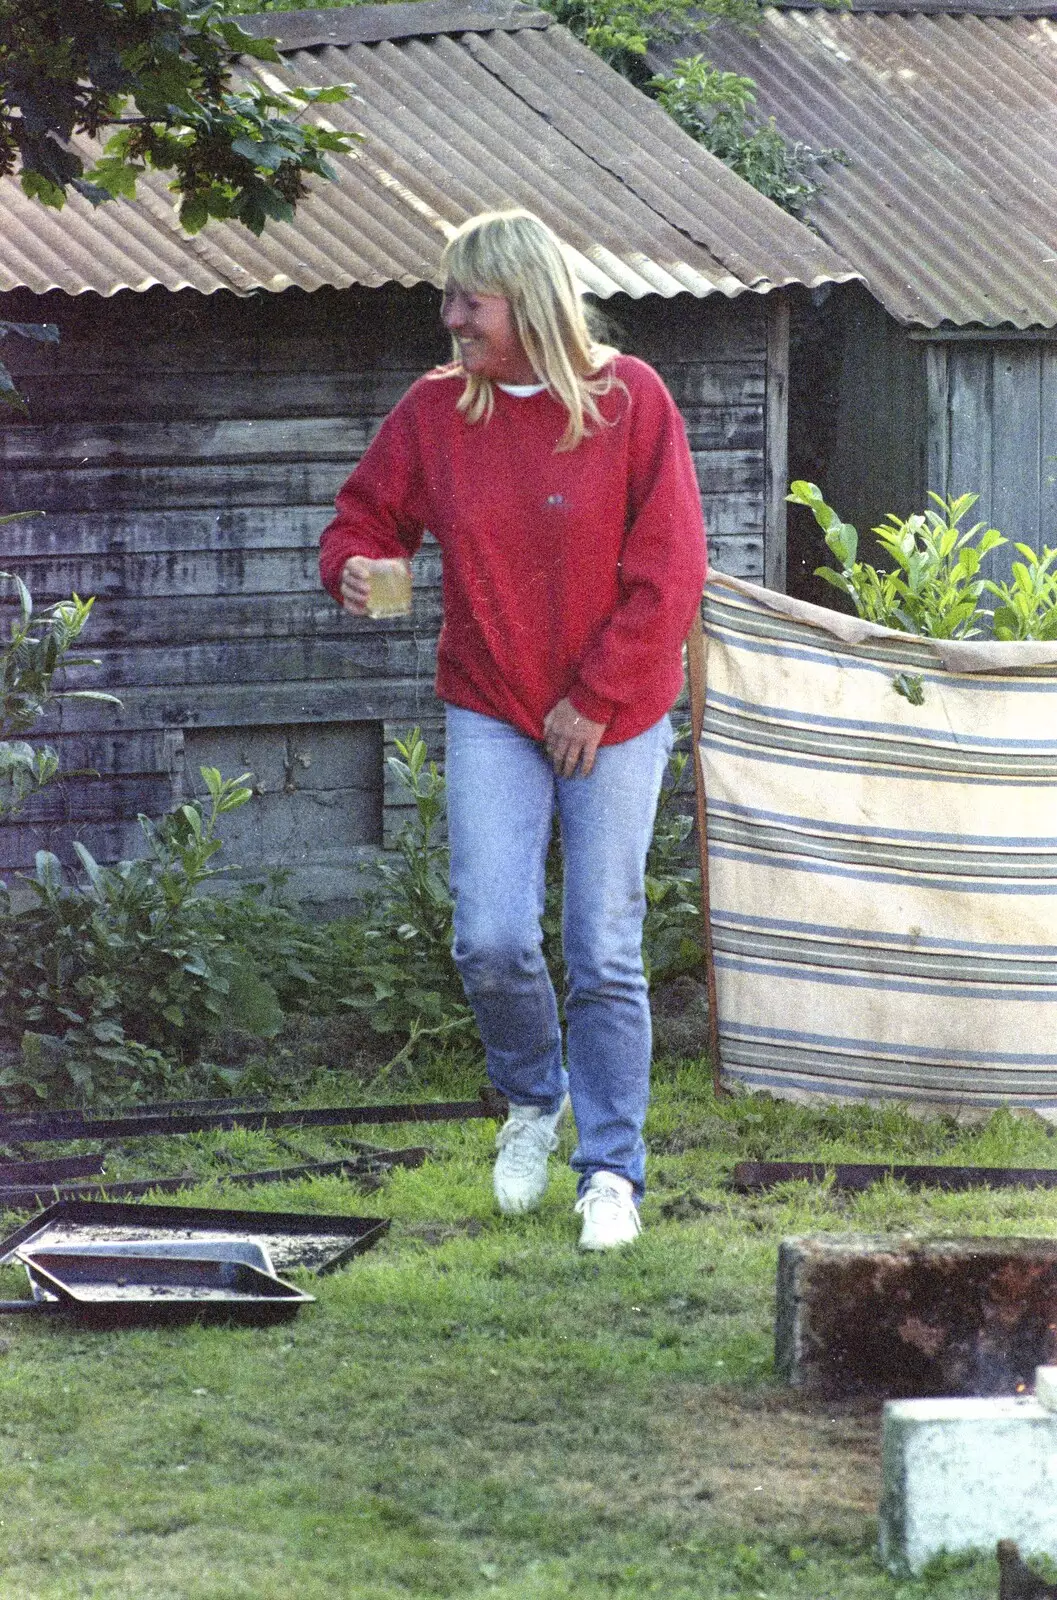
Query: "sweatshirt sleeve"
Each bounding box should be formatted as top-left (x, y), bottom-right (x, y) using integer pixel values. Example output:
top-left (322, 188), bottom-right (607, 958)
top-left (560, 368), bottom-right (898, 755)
top-left (319, 386), bottom-right (430, 603)
top-left (567, 367), bottom-right (708, 725)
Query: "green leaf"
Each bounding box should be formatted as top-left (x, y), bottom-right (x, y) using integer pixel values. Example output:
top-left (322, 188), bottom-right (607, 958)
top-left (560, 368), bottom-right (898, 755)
top-left (813, 566), bottom-right (853, 595)
top-left (892, 673), bottom-right (925, 706)
top-left (178, 192), bottom-right (210, 234)
top-left (992, 605), bottom-right (1020, 640)
top-left (231, 137), bottom-right (286, 173)
top-left (216, 20), bottom-right (281, 61)
top-left (70, 179), bottom-right (113, 207)
top-left (20, 171), bottom-right (67, 209)
top-left (292, 85), bottom-right (352, 106)
top-left (84, 156), bottom-right (142, 201)
top-left (34, 851), bottom-right (64, 888)
top-left (72, 842), bottom-right (105, 895)
top-left (62, 689), bottom-right (122, 706)
top-left (218, 953), bottom-right (284, 1039)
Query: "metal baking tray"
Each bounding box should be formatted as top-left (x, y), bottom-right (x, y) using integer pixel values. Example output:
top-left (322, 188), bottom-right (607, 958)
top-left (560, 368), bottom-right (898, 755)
top-left (16, 1248), bottom-right (313, 1327)
top-left (24, 1237), bottom-right (275, 1272)
top-left (0, 1198), bottom-right (389, 1276)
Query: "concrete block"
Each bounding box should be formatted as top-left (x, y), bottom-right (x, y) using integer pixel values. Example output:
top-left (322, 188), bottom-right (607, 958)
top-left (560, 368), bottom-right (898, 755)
top-left (880, 1393), bottom-right (1057, 1575)
top-left (776, 1234), bottom-right (1057, 1398)
top-left (1039, 1368), bottom-right (1057, 1412)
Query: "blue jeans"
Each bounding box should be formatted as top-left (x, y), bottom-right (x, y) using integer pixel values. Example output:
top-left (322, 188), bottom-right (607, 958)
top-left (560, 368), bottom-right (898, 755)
top-left (445, 706), bottom-right (674, 1200)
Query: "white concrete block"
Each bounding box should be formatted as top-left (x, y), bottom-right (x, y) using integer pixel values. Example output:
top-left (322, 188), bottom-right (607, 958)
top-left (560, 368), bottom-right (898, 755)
top-left (1037, 1367), bottom-right (1057, 1413)
top-left (881, 1395), bottom-right (1057, 1574)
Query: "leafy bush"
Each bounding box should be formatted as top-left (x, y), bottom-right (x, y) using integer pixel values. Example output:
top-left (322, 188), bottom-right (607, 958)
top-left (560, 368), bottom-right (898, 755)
top-left (334, 727), bottom-right (702, 1043)
top-left (985, 544), bottom-right (1057, 640)
top-left (225, 727), bottom-right (703, 1055)
top-left (541, 0), bottom-right (761, 73)
top-left (538, 0), bottom-right (835, 216)
top-left (1, 2), bottom-right (356, 238)
top-left (0, 767), bottom-right (279, 1107)
top-left (333, 731), bottom-right (474, 1046)
top-left (0, 563), bottom-right (120, 819)
top-left (642, 727), bottom-right (701, 982)
top-left (649, 57), bottom-right (842, 217)
top-left (206, 875), bottom-right (333, 1017)
top-left (787, 481), bottom-right (1007, 638)
top-left (0, 722), bottom-right (704, 1108)
top-left (785, 481), bottom-right (1057, 702)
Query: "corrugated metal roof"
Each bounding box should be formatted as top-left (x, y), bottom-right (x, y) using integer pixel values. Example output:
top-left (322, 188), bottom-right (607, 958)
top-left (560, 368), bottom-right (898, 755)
top-left (682, 7), bottom-right (1057, 327)
top-left (771, 0), bottom-right (1057, 13)
top-left (0, 1), bottom-right (858, 302)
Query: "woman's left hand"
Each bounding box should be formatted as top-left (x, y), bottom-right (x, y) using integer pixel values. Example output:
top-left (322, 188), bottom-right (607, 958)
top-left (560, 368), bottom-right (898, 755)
top-left (542, 698), bottom-right (607, 779)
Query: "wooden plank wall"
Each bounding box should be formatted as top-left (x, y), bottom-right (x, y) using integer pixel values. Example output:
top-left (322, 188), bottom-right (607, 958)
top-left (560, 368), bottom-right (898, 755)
top-left (613, 290), bottom-right (770, 584)
top-left (0, 281), bottom-right (771, 912)
top-left (786, 284), bottom-right (926, 605)
top-left (926, 335), bottom-right (1057, 585)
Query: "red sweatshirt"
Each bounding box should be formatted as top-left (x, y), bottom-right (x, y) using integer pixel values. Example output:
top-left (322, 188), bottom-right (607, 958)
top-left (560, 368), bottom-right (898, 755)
top-left (319, 354), bottom-right (707, 746)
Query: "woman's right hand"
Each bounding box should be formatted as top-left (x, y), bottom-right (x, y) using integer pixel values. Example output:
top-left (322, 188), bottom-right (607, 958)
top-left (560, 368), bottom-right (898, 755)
top-left (339, 556), bottom-right (373, 615)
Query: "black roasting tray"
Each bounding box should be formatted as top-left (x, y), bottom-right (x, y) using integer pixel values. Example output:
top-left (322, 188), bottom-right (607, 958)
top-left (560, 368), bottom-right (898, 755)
top-left (16, 1247), bottom-right (314, 1327)
top-left (0, 1198), bottom-right (389, 1276)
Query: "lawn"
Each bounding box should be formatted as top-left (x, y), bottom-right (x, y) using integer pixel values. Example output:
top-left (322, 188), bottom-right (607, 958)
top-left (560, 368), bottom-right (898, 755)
top-left (0, 1051), bottom-right (1054, 1599)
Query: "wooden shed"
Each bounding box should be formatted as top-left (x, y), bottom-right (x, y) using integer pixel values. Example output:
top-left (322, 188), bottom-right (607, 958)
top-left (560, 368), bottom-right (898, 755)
top-left (0, 0), bottom-right (855, 912)
top-left (693, 0), bottom-right (1057, 600)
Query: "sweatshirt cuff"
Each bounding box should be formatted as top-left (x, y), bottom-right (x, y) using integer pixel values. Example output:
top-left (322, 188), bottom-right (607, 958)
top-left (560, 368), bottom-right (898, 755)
top-left (568, 684), bottom-right (615, 727)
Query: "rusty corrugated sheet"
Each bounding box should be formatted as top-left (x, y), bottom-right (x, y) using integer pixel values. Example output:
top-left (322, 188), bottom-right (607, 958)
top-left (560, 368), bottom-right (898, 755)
top-left (685, 6), bottom-right (1057, 327)
top-left (0, 3), bottom-right (858, 301)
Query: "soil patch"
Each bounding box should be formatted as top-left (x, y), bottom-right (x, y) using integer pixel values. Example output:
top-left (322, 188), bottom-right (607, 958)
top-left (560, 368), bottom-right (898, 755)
top-left (209, 1013), bottom-right (402, 1080)
top-left (541, 1385), bottom-right (882, 1542)
top-left (650, 975), bottom-right (711, 1060)
top-left (398, 1218), bottom-right (487, 1247)
top-left (646, 1385), bottom-right (882, 1538)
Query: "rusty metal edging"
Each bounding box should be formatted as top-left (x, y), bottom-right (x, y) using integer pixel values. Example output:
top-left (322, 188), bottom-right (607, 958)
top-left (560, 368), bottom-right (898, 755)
top-left (0, 1089), bottom-right (505, 1146)
top-left (0, 1156), bottom-right (105, 1185)
top-left (733, 1160), bottom-right (1057, 1193)
top-left (0, 1148), bottom-right (428, 1212)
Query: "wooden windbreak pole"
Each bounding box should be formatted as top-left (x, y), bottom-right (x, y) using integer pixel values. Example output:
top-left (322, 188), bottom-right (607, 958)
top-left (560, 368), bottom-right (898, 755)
top-left (686, 605), bottom-right (725, 1097)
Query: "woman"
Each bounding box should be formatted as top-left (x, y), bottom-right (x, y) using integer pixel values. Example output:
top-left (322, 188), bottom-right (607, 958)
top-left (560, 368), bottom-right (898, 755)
top-left (320, 209), bottom-right (706, 1249)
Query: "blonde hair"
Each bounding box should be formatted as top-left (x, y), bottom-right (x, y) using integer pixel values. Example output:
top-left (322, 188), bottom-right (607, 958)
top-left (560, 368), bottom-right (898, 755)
top-left (438, 209), bottom-right (621, 451)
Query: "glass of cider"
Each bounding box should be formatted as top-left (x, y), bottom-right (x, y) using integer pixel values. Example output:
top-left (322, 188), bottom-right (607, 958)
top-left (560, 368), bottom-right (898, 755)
top-left (365, 559), bottom-right (412, 619)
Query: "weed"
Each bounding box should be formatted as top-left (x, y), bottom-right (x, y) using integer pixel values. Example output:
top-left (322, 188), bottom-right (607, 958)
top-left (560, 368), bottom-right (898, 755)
top-left (334, 730), bottom-right (473, 1044)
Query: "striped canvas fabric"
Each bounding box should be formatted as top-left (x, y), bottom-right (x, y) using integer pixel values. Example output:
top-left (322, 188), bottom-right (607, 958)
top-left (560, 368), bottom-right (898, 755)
top-left (700, 572), bottom-right (1057, 1111)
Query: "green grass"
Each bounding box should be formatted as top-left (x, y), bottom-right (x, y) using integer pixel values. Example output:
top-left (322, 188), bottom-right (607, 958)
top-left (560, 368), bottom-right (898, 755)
top-left (0, 1053), bottom-right (1053, 1598)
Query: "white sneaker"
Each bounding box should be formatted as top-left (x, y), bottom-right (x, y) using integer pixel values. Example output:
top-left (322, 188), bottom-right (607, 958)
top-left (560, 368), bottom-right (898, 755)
top-left (493, 1096), bottom-right (568, 1214)
top-left (575, 1172), bottom-right (641, 1251)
